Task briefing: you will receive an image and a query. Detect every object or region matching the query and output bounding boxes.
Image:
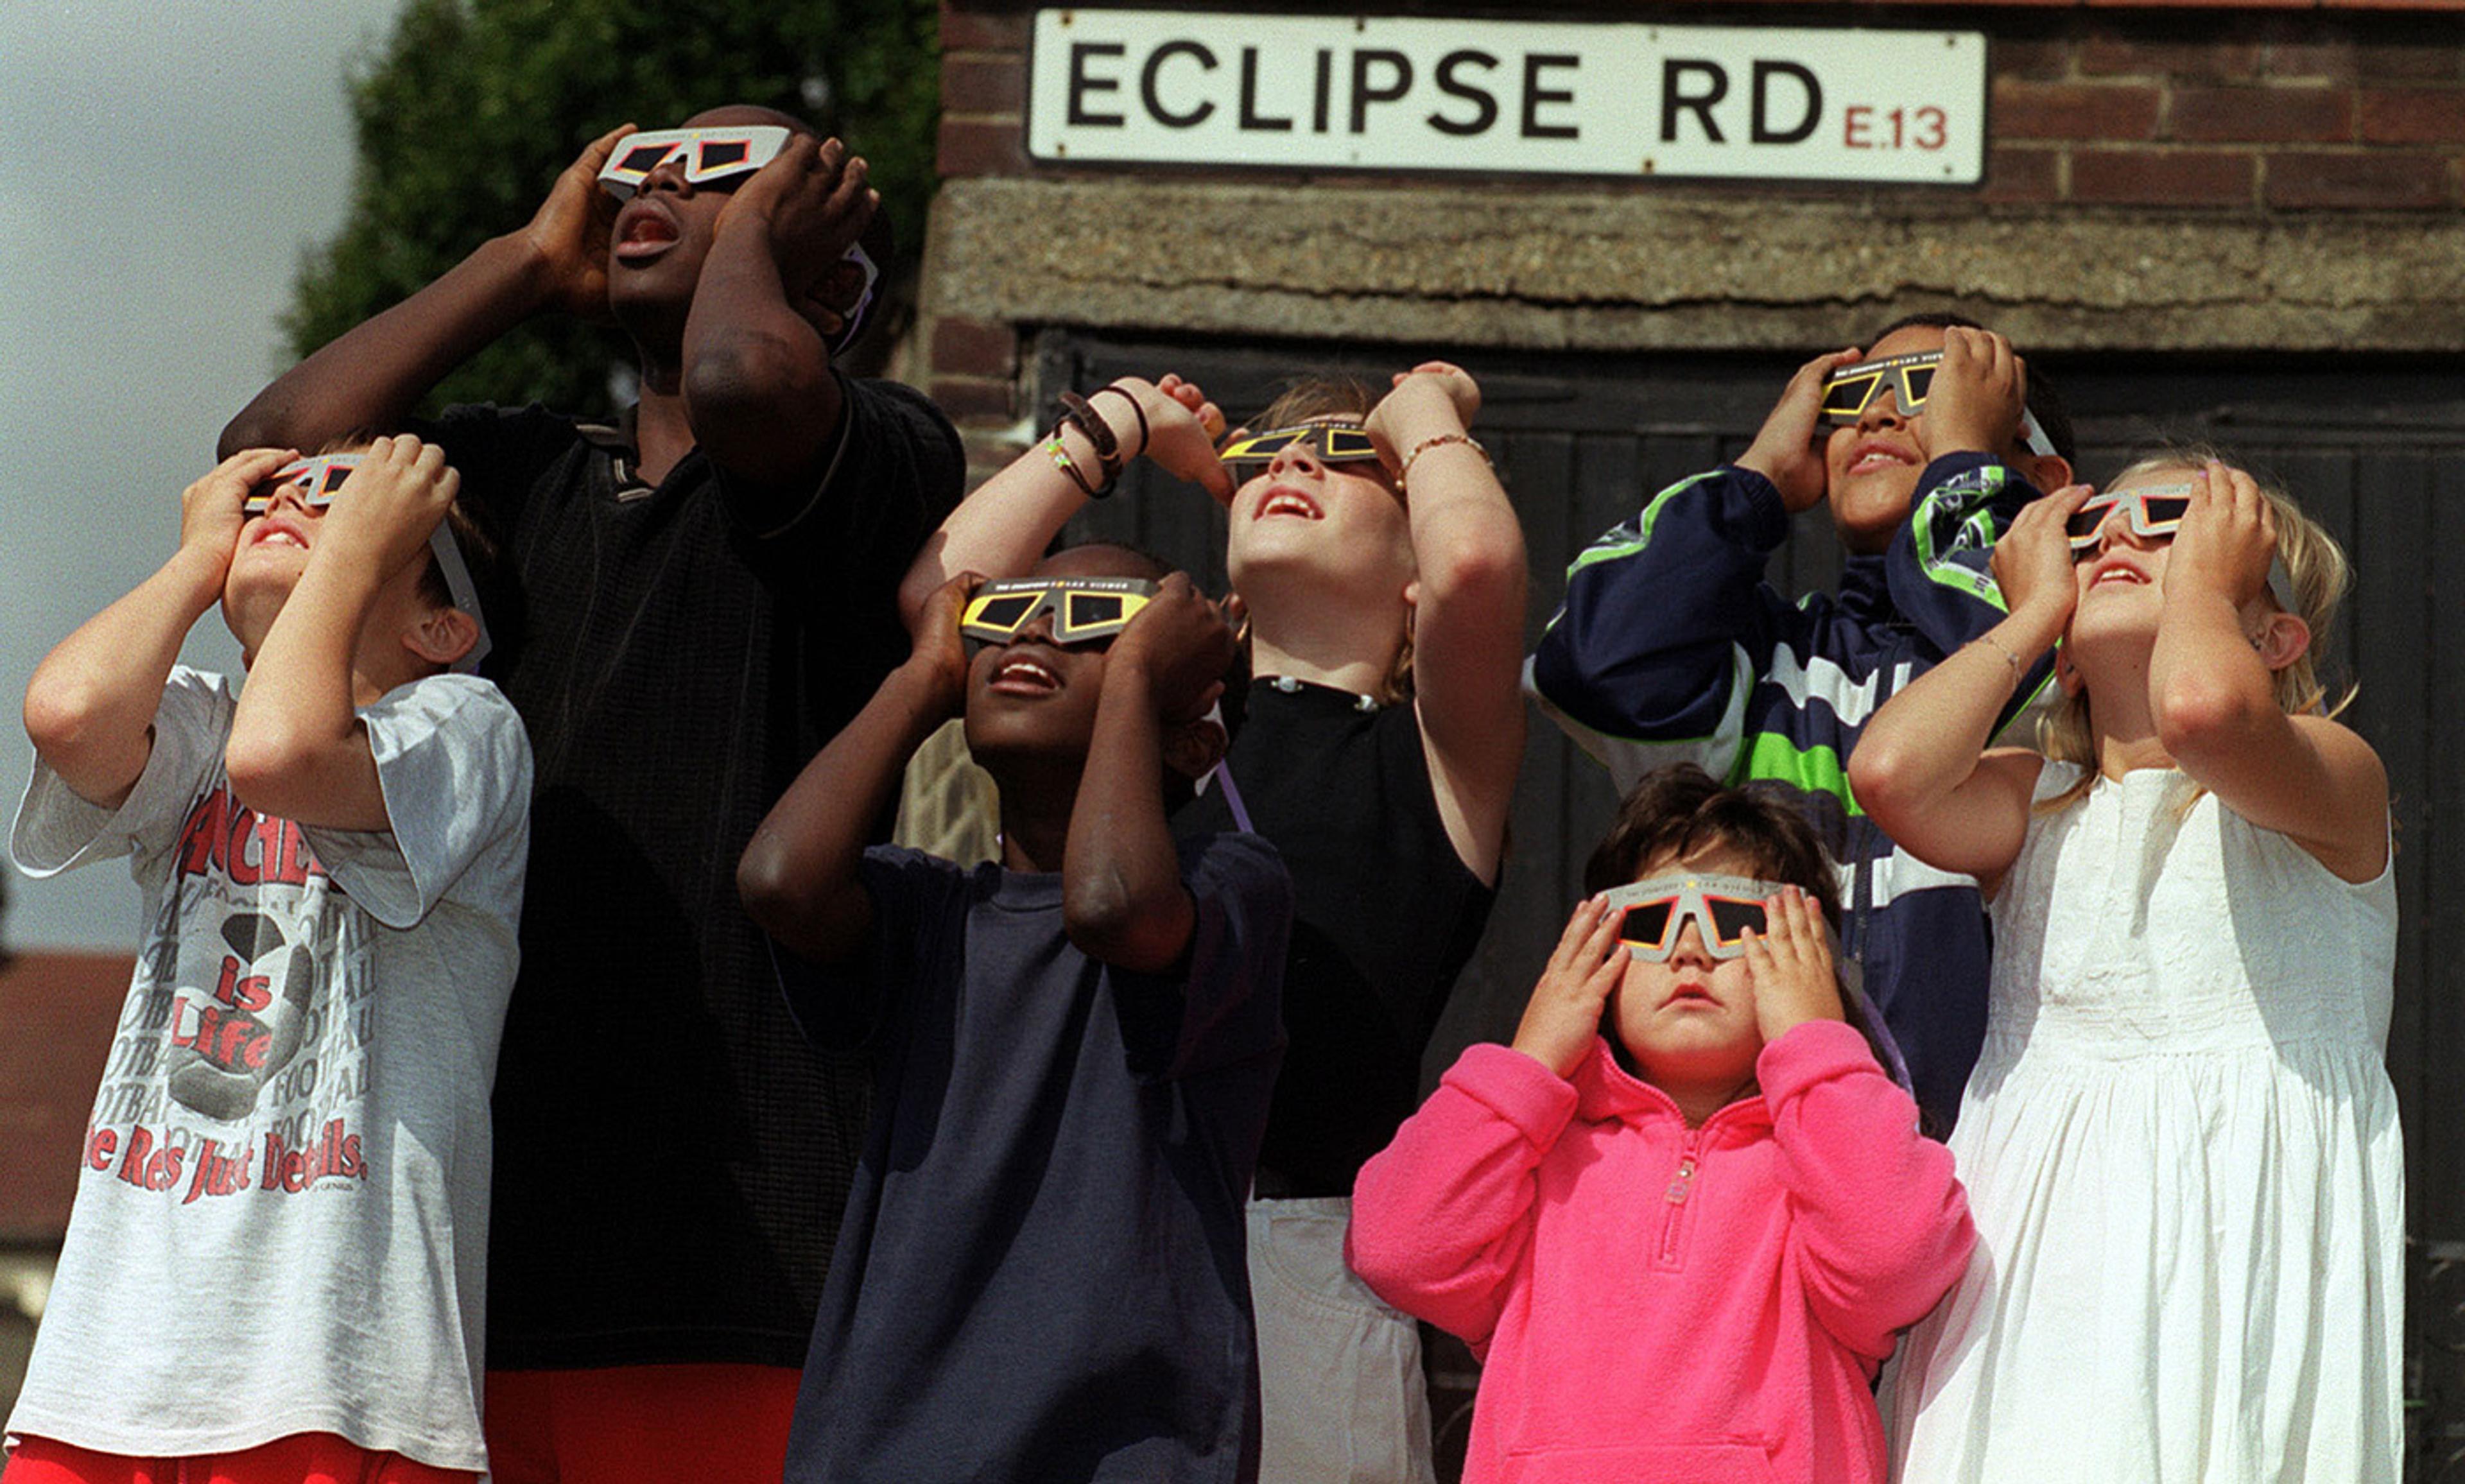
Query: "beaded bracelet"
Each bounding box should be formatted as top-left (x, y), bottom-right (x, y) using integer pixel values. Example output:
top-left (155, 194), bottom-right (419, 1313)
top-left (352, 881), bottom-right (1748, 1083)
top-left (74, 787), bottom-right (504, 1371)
top-left (1397, 431), bottom-right (1491, 492)
top-left (1043, 432), bottom-right (1103, 498)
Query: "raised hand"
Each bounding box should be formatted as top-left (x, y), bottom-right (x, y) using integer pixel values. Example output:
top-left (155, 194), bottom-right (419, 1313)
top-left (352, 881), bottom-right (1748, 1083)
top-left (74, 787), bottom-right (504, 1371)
top-left (183, 448), bottom-right (298, 578)
top-left (315, 436), bottom-right (462, 583)
top-left (1739, 349), bottom-right (1860, 513)
top-left (1364, 360), bottom-right (1481, 474)
top-left (523, 123), bottom-right (636, 322)
top-left (906, 570), bottom-right (980, 723)
top-left (1742, 886), bottom-right (1844, 1042)
top-left (1991, 482), bottom-right (2096, 636)
top-left (2165, 462), bottom-right (2278, 611)
top-left (1511, 895), bottom-right (1628, 1078)
top-left (1923, 326), bottom-right (2026, 461)
top-left (1098, 374), bottom-right (1232, 501)
top-left (1111, 573), bottom-right (1238, 725)
top-left (721, 135), bottom-right (878, 322)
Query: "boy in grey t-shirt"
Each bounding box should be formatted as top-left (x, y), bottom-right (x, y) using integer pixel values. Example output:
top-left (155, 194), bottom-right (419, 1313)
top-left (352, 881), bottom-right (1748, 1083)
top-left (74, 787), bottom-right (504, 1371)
top-left (8, 438), bottom-right (530, 1479)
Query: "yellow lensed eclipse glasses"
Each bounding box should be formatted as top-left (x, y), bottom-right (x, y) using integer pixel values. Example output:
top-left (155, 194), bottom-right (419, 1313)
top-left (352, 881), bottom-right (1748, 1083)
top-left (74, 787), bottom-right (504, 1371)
top-left (960, 578), bottom-right (1157, 648)
top-left (1819, 350), bottom-right (2059, 458)
top-left (1217, 423), bottom-right (1384, 476)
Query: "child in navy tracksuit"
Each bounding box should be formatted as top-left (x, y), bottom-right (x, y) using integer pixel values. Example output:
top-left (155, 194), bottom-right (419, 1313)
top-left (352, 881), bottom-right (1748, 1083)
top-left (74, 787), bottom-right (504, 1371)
top-left (1527, 315), bottom-right (2075, 1129)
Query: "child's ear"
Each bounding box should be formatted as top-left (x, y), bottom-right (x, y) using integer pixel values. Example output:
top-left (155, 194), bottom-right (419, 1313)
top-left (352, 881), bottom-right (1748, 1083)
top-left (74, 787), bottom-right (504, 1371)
top-left (404, 607), bottom-right (480, 669)
top-left (2020, 451), bottom-right (2074, 497)
top-left (1163, 715), bottom-right (1227, 782)
top-left (2054, 639), bottom-right (2085, 698)
top-left (2256, 610), bottom-right (2311, 673)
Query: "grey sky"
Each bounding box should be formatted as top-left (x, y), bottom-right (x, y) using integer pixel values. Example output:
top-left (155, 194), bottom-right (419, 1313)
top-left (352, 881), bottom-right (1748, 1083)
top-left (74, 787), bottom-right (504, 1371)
top-left (3, 1), bottom-right (408, 949)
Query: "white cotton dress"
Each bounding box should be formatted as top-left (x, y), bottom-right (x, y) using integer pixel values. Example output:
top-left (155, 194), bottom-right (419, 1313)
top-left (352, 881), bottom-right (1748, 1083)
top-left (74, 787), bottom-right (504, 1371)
top-left (1887, 763), bottom-right (2403, 1483)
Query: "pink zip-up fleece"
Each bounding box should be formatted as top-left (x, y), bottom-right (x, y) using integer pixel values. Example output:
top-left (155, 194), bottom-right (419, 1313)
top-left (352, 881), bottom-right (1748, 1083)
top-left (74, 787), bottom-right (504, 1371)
top-left (1348, 1020), bottom-right (1974, 1484)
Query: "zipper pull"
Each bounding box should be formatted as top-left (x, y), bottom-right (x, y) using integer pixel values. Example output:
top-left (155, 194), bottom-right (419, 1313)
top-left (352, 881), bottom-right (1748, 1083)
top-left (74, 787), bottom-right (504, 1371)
top-left (1664, 1156), bottom-right (1697, 1205)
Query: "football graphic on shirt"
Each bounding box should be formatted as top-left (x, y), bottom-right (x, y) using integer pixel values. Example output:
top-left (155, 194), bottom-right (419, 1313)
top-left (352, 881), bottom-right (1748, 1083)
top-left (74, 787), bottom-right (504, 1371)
top-left (165, 910), bottom-right (319, 1121)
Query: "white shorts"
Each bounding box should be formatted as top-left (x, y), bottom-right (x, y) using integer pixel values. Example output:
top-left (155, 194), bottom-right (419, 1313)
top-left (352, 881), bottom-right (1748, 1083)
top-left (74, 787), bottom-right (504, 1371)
top-left (1247, 1196), bottom-right (1437, 1484)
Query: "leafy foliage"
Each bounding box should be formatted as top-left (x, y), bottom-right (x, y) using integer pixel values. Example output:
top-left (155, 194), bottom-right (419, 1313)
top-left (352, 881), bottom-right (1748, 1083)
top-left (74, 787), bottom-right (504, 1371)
top-left (286, 0), bottom-right (942, 415)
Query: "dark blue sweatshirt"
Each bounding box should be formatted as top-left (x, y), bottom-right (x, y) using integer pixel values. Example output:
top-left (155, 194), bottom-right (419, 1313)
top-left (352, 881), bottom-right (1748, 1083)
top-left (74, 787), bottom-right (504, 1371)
top-left (1528, 453), bottom-right (2050, 1130)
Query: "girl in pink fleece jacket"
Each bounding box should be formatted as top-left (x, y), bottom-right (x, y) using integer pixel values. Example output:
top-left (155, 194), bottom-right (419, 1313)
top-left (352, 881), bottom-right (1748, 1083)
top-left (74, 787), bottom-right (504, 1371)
top-left (1349, 765), bottom-right (1975, 1484)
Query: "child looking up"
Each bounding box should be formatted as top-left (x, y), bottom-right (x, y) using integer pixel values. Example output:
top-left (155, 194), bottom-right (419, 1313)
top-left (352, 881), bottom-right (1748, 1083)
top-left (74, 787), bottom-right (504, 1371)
top-left (1851, 454), bottom-right (2400, 1480)
top-left (737, 545), bottom-right (1292, 1483)
top-left (1529, 316), bottom-right (2075, 1130)
top-left (223, 110), bottom-right (963, 1476)
top-left (900, 362), bottom-right (1523, 1481)
top-left (1347, 764), bottom-right (1974, 1484)
top-left (8, 439), bottom-right (528, 1482)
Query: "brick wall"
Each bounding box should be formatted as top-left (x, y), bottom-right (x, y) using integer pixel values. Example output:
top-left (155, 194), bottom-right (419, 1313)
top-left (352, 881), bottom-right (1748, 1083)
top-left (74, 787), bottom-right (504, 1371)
top-left (928, 4), bottom-right (2463, 427)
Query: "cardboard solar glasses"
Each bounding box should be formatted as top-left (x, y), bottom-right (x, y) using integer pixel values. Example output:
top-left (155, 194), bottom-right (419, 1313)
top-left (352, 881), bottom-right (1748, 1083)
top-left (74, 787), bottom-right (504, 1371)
top-left (1819, 350), bottom-right (2059, 458)
top-left (1602, 873), bottom-right (1800, 962)
top-left (244, 455), bottom-right (493, 673)
top-left (959, 577), bottom-right (1157, 648)
top-left (596, 125), bottom-right (790, 199)
top-left (1217, 423), bottom-right (1384, 476)
top-left (2068, 481), bottom-right (2299, 608)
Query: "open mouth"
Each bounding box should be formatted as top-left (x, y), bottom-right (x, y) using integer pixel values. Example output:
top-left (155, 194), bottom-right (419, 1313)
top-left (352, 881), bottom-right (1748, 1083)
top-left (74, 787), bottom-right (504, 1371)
top-left (613, 204), bottom-right (680, 262)
top-left (988, 656), bottom-right (1062, 695)
top-left (1256, 487), bottom-right (1323, 521)
top-left (2087, 556), bottom-right (2150, 589)
top-left (249, 519), bottom-right (310, 550)
top-left (1847, 440), bottom-right (1917, 476)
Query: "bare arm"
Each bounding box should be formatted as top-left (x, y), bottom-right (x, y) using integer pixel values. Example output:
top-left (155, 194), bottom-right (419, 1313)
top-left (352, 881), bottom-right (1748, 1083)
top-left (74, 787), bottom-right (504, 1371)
top-left (25, 449), bottom-right (295, 806)
top-left (1063, 574), bottom-right (1237, 972)
top-left (738, 575), bottom-right (975, 969)
top-left (221, 127), bottom-right (633, 458)
top-left (1849, 485), bottom-right (2088, 883)
top-left (226, 438), bottom-right (467, 830)
top-left (1367, 364), bottom-right (1526, 886)
top-left (682, 137), bottom-right (877, 492)
top-left (895, 375), bottom-right (1230, 634)
top-left (2149, 463), bottom-right (2387, 881)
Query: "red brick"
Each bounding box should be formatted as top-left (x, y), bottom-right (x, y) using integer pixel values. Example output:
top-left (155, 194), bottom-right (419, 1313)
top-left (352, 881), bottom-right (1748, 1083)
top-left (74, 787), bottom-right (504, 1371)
top-left (2071, 146), bottom-right (2257, 205)
top-left (931, 376), bottom-right (1017, 424)
top-left (937, 116), bottom-right (1029, 178)
top-left (2172, 83), bottom-right (2354, 142)
top-left (942, 55), bottom-right (1025, 116)
top-left (1995, 79), bottom-right (2162, 139)
top-left (938, 5), bottom-right (1028, 55)
top-left (931, 315), bottom-right (1019, 379)
top-left (1993, 36), bottom-right (2075, 80)
top-left (0, 952), bottom-right (128, 1241)
top-left (2355, 36), bottom-right (2465, 82)
top-left (2265, 39), bottom-right (2358, 82)
top-left (1978, 144), bottom-right (2064, 203)
top-left (2081, 35), bottom-right (2263, 81)
top-left (2265, 149), bottom-right (2452, 207)
top-left (2360, 87), bottom-right (2465, 142)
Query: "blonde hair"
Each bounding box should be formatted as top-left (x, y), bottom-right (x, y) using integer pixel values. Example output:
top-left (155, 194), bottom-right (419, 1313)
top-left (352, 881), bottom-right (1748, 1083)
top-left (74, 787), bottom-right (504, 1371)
top-left (2036, 445), bottom-right (2353, 813)
top-left (1246, 375), bottom-right (1417, 706)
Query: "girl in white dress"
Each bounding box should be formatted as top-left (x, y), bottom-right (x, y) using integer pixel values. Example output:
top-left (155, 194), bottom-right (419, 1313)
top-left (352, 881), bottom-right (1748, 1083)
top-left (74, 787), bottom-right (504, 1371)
top-left (1848, 448), bottom-right (2400, 1483)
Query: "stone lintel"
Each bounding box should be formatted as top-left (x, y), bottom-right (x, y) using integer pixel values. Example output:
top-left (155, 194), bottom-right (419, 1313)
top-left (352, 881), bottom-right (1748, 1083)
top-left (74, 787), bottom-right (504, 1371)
top-left (927, 176), bottom-right (2465, 354)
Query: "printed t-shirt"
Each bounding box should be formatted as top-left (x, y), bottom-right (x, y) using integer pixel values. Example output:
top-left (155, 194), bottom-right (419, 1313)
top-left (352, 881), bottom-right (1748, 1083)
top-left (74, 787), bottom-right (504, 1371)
top-left (777, 835), bottom-right (1292, 1484)
top-left (6, 665), bottom-right (532, 1471)
top-left (1175, 679), bottom-right (1494, 1195)
top-left (414, 376), bottom-right (964, 1367)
